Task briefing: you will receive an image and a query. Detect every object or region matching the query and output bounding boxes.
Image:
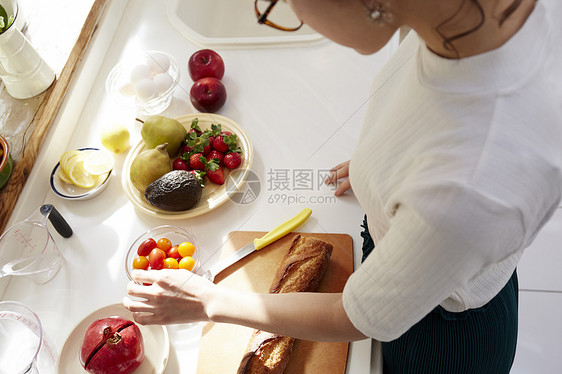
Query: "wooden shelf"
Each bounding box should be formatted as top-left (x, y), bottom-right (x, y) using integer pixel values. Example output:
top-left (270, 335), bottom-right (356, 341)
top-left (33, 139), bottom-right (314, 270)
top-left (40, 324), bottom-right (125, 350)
top-left (0, 0), bottom-right (110, 232)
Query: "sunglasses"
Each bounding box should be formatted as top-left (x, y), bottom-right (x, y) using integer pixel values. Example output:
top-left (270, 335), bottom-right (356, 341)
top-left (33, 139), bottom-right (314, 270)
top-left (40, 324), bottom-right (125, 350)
top-left (254, 0), bottom-right (303, 32)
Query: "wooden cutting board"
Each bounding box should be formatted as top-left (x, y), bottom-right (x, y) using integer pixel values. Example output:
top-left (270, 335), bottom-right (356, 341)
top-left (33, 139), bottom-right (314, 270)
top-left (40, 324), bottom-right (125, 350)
top-left (196, 231), bottom-right (354, 374)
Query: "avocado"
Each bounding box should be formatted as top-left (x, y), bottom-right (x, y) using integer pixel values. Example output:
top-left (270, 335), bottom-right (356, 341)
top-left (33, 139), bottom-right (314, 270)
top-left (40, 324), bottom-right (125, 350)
top-left (145, 170), bottom-right (202, 211)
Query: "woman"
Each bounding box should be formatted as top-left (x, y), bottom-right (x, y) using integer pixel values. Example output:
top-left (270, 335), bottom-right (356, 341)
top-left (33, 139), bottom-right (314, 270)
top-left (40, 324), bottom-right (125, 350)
top-left (123, 0), bottom-right (562, 372)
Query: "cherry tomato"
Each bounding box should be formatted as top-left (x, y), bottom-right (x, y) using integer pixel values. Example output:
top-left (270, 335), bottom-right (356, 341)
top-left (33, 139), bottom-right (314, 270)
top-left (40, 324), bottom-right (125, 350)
top-left (167, 245), bottom-right (182, 260)
top-left (148, 248), bottom-right (166, 270)
top-left (163, 257), bottom-right (179, 269)
top-left (178, 241), bottom-right (195, 257)
top-left (132, 256), bottom-right (149, 270)
top-left (157, 238), bottom-right (172, 253)
top-left (137, 238), bottom-right (157, 257)
top-left (179, 256), bottom-right (195, 271)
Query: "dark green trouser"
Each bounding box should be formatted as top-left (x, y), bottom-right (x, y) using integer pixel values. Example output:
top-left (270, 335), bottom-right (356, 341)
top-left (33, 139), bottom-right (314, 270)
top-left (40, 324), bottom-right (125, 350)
top-left (360, 217), bottom-right (518, 374)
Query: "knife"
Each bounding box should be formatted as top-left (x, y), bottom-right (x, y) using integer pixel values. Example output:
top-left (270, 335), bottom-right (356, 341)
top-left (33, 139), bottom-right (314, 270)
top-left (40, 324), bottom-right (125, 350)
top-left (202, 208), bottom-right (312, 281)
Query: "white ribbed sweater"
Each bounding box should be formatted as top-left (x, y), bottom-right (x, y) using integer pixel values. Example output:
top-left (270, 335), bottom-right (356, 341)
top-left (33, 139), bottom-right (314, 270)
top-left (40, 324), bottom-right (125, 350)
top-left (342, 0), bottom-right (562, 341)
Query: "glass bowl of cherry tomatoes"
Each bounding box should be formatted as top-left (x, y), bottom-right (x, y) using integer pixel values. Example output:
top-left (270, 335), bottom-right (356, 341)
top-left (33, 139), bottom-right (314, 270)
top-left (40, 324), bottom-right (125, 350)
top-left (125, 225), bottom-right (199, 281)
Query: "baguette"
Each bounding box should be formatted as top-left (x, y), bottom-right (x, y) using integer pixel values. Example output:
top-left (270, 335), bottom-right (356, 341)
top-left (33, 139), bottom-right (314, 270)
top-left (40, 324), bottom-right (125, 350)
top-left (237, 235), bottom-right (333, 374)
top-left (237, 332), bottom-right (294, 374)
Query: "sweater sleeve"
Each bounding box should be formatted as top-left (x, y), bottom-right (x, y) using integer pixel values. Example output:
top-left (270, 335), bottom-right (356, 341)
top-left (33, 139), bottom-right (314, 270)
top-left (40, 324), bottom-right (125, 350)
top-left (342, 182), bottom-right (525, 341)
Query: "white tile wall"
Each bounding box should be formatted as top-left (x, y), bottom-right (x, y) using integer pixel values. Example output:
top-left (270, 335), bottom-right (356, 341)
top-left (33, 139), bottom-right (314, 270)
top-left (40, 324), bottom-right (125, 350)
top-left (512, 290), bottom-right (562, 373)
top-left (518, 208), bottom-right (562, 292)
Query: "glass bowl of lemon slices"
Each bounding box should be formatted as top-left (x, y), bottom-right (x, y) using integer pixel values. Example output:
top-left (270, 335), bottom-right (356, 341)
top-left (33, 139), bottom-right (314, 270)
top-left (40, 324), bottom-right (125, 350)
top-left (50, 148), bottom-right (114, 200)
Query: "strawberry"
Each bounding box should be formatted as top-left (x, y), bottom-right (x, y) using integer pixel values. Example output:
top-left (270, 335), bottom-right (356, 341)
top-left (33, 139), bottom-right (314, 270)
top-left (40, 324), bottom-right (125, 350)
top-left (189, 153), bottom-right (205, 170)
top-left (188, 170), bottom-right (206, 187)
top-left (207, 150), bottom-right (224, 163)
top-left (212, 135), bottom-right (229, 153)
top-left (202, 142), bottom-right (211, 156)
top-left (223, 152), bottom-right (241, 169)
top-left (203, 157), bottom-right (225, 185)
top-left (207, 167), bottom-right (224, 185)
top-left (173, 158), bottom-right (190, 171)
top-left (180, 143), bottom-right (193, 156)
top-left (187, 128), bottom-right (200, 136)
top-left (207, 135), bottom-right (215, 149)
top-left (213, 133), bottom-right (238, 153)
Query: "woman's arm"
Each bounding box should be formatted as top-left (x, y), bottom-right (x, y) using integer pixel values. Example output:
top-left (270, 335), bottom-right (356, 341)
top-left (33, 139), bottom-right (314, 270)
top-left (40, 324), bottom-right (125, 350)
top-left (208, 287), bottom-right (368, 342)
top-left (122, 269), bottom-right (367, 342)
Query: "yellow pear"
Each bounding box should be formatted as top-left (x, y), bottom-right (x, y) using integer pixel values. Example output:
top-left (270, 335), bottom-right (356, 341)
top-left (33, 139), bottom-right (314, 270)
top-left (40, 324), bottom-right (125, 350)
top-left (140, 116), bottom-right (186, 156)
top-left (130, 143), bottom-right (171, 193)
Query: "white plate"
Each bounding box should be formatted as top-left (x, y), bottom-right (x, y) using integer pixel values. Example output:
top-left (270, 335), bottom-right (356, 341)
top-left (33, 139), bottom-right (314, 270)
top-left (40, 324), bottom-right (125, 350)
top-left (50, 148), bottom-right (111, 200)
top-left (58, 303), bottom-right (169, 374)
top-left (122, 113), bottom-right (254, 219)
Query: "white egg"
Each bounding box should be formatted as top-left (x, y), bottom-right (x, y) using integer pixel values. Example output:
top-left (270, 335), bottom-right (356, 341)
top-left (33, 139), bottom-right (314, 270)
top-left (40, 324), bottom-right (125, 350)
top-left (135, 79), bottom-right (158, 102)
top-left (153, 72), bottom-right (174, 93)
top-left (146, 52), bottom-right (170, 74)
top-left (130, 64), bottom-right (152, 84)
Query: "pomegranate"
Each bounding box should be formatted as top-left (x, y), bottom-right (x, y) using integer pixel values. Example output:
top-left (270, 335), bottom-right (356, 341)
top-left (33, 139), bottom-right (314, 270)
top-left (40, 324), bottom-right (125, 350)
top-left (79, 316), bottom-right (144, 374)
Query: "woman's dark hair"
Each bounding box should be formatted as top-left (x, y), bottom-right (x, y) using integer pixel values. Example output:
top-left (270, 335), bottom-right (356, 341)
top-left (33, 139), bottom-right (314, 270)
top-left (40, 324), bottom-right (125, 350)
top-left (436, 0), bottom-right (524, 53)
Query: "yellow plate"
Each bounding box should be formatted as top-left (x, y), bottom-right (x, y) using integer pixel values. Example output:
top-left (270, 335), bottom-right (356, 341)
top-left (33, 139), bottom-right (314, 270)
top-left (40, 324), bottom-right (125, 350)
top-left (122, 113), bottom-right (254, 219)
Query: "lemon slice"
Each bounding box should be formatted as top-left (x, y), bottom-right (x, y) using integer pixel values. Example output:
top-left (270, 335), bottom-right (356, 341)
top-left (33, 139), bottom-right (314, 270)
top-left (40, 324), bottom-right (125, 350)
top-left (68, 160), bottom-right (97, 188)
top-left (57, 167), bottom-right (73, 184)
top-left (83, 150), bottom-right (114, 175)
top-left (63, 152), bottom-right (92, 176)
top-left (60, 150), bottom-right (81, 175)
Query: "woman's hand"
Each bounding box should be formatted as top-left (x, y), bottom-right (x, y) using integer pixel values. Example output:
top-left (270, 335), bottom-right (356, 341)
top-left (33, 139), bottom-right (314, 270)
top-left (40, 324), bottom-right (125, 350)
top-left (123, 270), bottom-right (367, 342)
top-left (326, 160), bottom-right (352, 196)
top-left (122, 269), bottom-right (215, 325)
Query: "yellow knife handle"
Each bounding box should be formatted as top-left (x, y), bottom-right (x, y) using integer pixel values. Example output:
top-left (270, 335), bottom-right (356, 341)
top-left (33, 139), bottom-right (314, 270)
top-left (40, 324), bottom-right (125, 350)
top-left (253, 208), bottom-right (312, 250)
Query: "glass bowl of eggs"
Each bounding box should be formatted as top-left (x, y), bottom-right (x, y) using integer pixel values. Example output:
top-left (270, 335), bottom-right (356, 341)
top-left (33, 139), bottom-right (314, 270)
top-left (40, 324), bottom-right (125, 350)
top-left (106, 50), bottom-right (180, 115)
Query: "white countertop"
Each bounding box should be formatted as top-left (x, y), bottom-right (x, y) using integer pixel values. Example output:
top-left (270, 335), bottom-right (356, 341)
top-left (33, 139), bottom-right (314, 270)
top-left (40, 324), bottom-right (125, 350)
top-left (1, 0), bottom-right (396, 372)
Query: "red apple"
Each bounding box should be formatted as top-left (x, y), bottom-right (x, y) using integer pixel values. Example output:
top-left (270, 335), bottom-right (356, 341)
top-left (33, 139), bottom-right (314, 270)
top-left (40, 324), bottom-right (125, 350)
top-left (188, 49), bottom-right (225, 81)
top-left (80, 317), bottom-right (144, 374)
top-left (190, 77), bottom-right (227, 113)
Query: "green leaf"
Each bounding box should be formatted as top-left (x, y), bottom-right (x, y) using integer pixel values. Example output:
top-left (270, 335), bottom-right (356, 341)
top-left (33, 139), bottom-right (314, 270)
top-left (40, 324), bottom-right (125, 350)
top-left (185, 131), bottom-right (198, 141)
top-left (187, 133), bottom-right (210, 153)
top-left (224, 134), bottom-right (240, 151)
top-left (201, 156), bottom-right (219, 172)
top-left (190, 118), bottom-right (202, 132)
top-left (210, 123), bottom-right (223, 137)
